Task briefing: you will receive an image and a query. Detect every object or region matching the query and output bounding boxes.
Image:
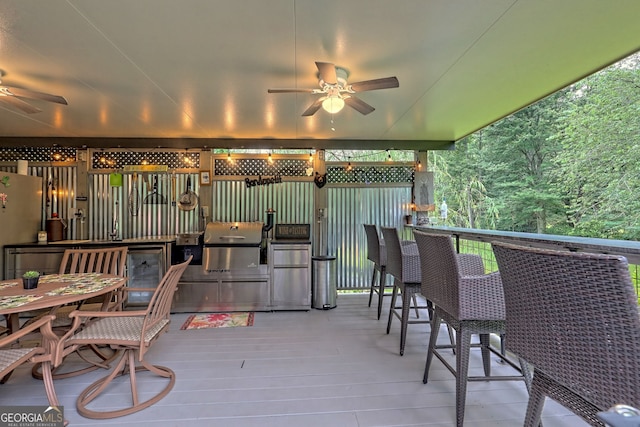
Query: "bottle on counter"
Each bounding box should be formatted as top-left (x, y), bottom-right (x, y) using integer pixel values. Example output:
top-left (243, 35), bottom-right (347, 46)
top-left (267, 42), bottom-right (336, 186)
top-left (440, 198), bottom-right (448, 221)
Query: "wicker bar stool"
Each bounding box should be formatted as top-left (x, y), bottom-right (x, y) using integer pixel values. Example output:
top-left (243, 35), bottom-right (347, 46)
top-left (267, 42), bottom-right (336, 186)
top-left (364, 224), bottom-right (422, 320)
top-left (414, 230), bottom-right (527, 427)
top-left (492, 241), bottom-right (640, 427)
top-left (381, 226), bottom-right (431, 356)
top-left (363, 224), bottom-right (393, 320)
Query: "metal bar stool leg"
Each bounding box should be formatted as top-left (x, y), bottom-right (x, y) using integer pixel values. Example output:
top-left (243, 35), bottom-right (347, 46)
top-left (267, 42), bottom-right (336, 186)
top-left (377, 267), bottom-right (386, 320)
top-left (368, 265), bottom-right (377, 307)
top-left (423, 314), bottom-right (441, 383)
top-left (399, 285), bottom-right (413, 356)
top-left (386, 281), bottom-right (399, 334)
top-left (480, 333), bottom-right (491, 376)
top-left (455, 328), bottom-right (473, 427)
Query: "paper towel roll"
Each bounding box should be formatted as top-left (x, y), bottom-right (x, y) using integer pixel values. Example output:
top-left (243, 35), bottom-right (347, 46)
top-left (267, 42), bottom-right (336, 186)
top-left (17, 160), bottom-right (28, 175)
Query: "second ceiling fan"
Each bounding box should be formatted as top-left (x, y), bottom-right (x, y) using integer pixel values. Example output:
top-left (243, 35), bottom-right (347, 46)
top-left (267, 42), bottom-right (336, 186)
top-left (0, 71), bottom-right (67, 114)
top-left (268, 62), bottom-right (399, 116)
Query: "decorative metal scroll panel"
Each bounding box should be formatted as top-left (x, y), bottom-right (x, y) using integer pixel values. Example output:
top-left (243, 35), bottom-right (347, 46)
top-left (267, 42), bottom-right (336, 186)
top-left (214, 158), bottom-right (312, 177)
top-left (327, 164), bottom-right (415, 184)
top-left (0, 147), bottom-right (77, 162)
top-left (91, 151), bottom-right (200, 170)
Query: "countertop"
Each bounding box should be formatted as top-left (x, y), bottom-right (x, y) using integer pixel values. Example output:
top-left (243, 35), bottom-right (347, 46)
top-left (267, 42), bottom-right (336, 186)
top-left (5, 235), bottom-right (177, 248)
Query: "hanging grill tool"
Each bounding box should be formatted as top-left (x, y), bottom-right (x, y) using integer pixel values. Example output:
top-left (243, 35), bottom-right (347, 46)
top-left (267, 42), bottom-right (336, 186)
top-left (129, 172), bottom-right (140, 216)
top-left (177, 176), bottom-right (198, 211)
top-left (143, 175), bottom-right (167, 205)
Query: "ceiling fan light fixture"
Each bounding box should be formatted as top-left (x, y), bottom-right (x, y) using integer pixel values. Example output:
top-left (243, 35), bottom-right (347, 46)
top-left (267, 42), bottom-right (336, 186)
top-left (321, 96), bottom-right (345, 114)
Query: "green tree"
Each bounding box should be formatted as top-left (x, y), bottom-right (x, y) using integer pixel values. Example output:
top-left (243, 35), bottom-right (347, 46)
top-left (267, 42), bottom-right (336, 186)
top-left (552, 56), bottom-right (640, 239)
top-left (431, 134), bottom-right (498, 229)
top-left (438, 92), bottom-right (564, 233)
top-left (487, 92), bottom-right (565, 233)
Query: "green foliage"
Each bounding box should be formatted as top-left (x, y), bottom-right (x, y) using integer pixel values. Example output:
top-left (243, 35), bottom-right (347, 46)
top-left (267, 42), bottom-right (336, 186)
top-left (431, 136), bottom-right (499, 229)
top-left (23, 270), bottom-right (40, 279)
top-left (433, 51), bottom-right (640, 241)
top-left (551, 61), bottom-right (640, 239)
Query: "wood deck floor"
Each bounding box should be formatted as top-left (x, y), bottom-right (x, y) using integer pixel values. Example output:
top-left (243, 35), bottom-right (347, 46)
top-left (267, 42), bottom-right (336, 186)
top-left (2, 294), bottom-right (588, 426)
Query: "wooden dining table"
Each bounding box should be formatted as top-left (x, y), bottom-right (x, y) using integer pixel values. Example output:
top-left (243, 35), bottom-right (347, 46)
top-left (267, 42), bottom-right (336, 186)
top-left (0, 272), bottom-right (128, 333)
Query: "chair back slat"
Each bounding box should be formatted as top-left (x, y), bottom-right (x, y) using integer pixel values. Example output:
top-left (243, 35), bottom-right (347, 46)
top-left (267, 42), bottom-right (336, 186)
top-left (380, 227), bottom-right (403, 281)
top-left (492, 241), bottom-right (640, 410)
top-left (380, 227), bottom-right (420, 284)
top-left (363, 224), bottom-right (382, 265)
top-left (141, 256), bottom-right (192, 346)
top-left (59, 247), bottom-right (128, 276)
top-left (414, 231), bottom-right (461, 317)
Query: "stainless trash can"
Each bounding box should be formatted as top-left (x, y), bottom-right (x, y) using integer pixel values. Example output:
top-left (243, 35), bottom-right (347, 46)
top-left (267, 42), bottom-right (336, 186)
top-left (312, 256), bottom-right (337, 309)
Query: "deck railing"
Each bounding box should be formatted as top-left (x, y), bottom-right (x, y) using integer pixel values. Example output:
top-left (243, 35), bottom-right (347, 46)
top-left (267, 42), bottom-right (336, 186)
top-left (413, 226), bottom-right (640, 304)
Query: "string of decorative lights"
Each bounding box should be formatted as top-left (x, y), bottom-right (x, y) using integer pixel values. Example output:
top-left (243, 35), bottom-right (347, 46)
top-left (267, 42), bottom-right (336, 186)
top-left (324, 149), bottom-right (424, 173)
top-left (324, 149), bottom-right (417, 162)
top-left (176, 148), bottom-right (419, 175)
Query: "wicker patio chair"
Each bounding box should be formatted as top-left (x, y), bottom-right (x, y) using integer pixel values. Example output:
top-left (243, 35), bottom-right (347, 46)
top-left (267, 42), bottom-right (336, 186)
top-left (492, 241), bottom-right (640, 427)
top-left (381, 226), bottom-right (431, 355)
top-left (414, 230), bottom-right (527, 427)
top-left (364, 224), bottom-right (422, 320)
top-left (57, 256), bottom-right (192, 419)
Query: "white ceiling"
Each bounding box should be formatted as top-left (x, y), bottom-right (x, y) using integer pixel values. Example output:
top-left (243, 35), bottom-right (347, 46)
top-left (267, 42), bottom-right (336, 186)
top-left (0, 0), bottom-right (639, 150)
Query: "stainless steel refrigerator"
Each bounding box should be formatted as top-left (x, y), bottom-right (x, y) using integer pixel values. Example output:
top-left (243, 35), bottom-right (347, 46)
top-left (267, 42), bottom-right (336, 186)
top-left (0, 172), bottom-right (43, 279)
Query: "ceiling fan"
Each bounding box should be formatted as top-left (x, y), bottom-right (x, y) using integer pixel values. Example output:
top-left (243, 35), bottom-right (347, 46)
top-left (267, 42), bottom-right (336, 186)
top-left (268, 61), bottom-right (399, 116)
top-left (0, 71), bottom-right (68, 114)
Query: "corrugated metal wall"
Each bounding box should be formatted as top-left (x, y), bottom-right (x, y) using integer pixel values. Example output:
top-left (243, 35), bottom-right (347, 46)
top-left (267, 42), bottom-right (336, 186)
top-left (2, 163), bottom-right (415, 290)
top-left (89, 173), bottom-right (202, 240)
top-left (327, 185), bottom-right (413, 289)
top-left (211, 180), bottom-right (314, 225)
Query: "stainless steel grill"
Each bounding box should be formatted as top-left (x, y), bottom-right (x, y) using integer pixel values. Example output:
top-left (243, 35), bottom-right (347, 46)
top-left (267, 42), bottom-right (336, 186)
top-left (203, 221), bottom-right (264, 271)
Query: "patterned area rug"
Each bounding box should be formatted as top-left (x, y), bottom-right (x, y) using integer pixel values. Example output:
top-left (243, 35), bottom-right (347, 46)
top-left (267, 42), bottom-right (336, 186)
top-left (180, 312), bottom-right (254, 330)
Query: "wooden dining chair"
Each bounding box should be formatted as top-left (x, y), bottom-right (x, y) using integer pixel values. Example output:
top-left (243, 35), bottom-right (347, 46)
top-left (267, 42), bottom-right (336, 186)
top-left (57, 256), bottom-right (192, 419)
top-left (492, 241), bottom-right (640, 427)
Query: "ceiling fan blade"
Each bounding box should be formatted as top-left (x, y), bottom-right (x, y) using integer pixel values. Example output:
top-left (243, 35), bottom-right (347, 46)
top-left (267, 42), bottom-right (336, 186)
top-left (268, 88), bottom-right (315, 93)
top-left (3, 86), bottom-right (68, 105)
top-left (301, 98), bottom-right (323, 116)
top-left (315, 62), bottom-right (337, 85)
top-left (350, 76), bottom-right (399, 92)
top-left (344, 96), bottom-right (375, 115)
top-left (0, 95), bottom-right (42, 114)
